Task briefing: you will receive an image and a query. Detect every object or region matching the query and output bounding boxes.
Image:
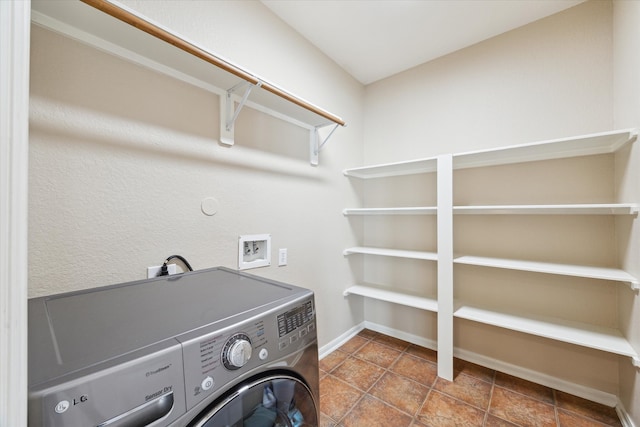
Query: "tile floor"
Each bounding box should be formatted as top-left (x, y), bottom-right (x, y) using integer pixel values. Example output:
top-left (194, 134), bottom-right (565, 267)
top-left (318, 329), bottom-right (622, 427)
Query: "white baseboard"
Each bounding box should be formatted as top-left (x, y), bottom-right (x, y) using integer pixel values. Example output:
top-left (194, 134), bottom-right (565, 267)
top-left (362, 320), bottom-right (438, 350)
top-left (321, 321), bottom-right (635, 426)
top-left (616, 400), bottom-right (637, 427)
top-left (318, 323), bottom-right (365, 359)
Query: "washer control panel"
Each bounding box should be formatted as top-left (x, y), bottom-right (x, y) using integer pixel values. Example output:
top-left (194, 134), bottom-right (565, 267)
top-left (277, 300), bottom-right (315, 352)
top-left (179, 295), bottom-right (316, 412)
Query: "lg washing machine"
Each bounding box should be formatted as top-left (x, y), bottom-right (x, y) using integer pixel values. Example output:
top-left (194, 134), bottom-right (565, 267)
top-left (28, 267), bottom-right (319, 427)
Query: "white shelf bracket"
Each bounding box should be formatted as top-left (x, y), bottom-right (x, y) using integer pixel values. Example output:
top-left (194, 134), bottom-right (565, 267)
top-left (310, 123), bottom-right (339, 166)
top-left (220, 80), bottom-right (262, 146)
top-left (629, 280), bottom-right (640, 292)
top-left (632, 356), bottom-right (640, 369)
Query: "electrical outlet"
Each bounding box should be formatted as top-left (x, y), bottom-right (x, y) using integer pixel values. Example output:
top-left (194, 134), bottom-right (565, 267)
top-left (147, 264), bottom-right (177, 278)
top-left (278, 248), bottom-right (287, 266)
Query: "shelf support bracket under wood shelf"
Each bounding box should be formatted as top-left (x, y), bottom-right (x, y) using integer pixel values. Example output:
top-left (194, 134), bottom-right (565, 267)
top-left (220, 80), bottom-right (262, 146)
top-left (310, 123), bottom-right (340, 166)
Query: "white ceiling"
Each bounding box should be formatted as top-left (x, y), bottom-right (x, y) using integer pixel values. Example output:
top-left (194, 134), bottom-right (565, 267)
top-left (261, 0), bottom-right (584, 85)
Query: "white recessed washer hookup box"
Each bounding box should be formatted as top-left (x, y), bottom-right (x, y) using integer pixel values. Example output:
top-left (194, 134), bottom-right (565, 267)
top-left (238, 234), bottom-right (271, 270)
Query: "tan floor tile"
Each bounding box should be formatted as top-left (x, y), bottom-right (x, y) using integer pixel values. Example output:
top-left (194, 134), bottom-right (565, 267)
top-left (417, 390), bottom-right (486, 427)
top-left (406, 344), bottom-right (438, 363)
top-left (339, 335), bottom-right (368, 354)
top-left (555, 392), bottom-right (622, 427)
top-left (320, 413), bottom-right (341, 427)
top-left (318, 334), bottom-right (625, 427)
top-left (319, 375), bottom-right (363, 422)
top-left (370, 371), bottom-right (430, 416)
top-left (372, 333), bottom-right (411, 351)
top-left (319, 349), bottom-right (349, 373)
top-left (489, 386), bottom-right (556, 427)
top-left (434, 373), bottom-right (492, 410)
top-left (357, 328), bottom-right (379, 340)
top-left (495, 372), bottom-right (554, 404)
top-left (485, 414), bottom-right (520, 426)
top-left (558, 408), bottom-right (617, 427)
top-left (341, 395), bottom-right (413, 427)
top-left (354, 340), bottom-right (402, 368)
top-left (453, 358), bottom-right (495, 383)
top-left (391, 353), bottom-right (438, 387)
top-left (332, 356), bottom-right (384, 391)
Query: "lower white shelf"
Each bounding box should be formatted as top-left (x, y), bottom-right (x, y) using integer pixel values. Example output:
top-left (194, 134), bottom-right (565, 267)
top-left (454, 255), bottom-right (639, 288)
top-left (344, 285), bottom-right (438, 312)
top-left (343, 247), bottom-right (438, 261)
top-left (454, 303), bottom-right (638, 359)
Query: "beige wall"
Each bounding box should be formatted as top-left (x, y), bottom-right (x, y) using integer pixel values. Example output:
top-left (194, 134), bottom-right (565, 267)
top-left (28, 1), bottom-right (364, 348)
top-left (364, 0), bottom-right (613, 164)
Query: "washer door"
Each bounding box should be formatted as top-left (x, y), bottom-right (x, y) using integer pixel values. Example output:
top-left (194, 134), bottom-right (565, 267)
top-left (190, 374), bottom-right (318, 427)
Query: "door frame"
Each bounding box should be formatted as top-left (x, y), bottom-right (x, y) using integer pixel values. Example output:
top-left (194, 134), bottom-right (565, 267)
top-left (0, 1), bottom-right (30, 426)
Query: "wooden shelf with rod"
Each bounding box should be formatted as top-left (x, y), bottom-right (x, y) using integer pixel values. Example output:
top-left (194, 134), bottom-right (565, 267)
top-left (31, 0), bottom-right (345, 165)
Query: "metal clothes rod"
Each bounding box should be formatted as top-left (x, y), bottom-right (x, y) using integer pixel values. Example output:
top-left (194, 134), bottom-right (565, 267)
top-left (81, 0), bottom-right (346, 127)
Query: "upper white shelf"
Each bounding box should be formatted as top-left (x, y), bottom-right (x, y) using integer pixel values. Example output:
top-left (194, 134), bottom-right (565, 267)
top-left (343, 207), bottom-right (437, 216)
top-left (454, 255), bottom-right (639, 288)
top-left (344, 285), bottom-right (438, 312)
top-left (343, 129), bottom-right (637, 178)
top-left (343, 247), bottom-right (438, 261)
top-left (453, 128), bottom-right (637, 170)
top-left (344, 204), bottom-right (639, 216)
top-left (343, 157), bottom-right (437, 179)
top-left (30, 0), bottom-right (345, 133)
top-left (453, 204), bottom-right (640, 215)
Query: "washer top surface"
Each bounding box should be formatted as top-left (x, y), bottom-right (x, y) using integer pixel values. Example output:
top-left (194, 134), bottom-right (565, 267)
top-left (29, 267), bottom-right (304, 386)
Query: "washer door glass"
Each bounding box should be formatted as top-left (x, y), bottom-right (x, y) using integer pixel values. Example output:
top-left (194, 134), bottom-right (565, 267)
top-left (193, 375), bottom-right (317, 427)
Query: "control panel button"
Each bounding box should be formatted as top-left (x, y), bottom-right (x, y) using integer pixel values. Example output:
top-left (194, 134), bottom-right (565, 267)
top-left (222, 333), bottom-right (252, 370)
top-left (259, 348), bottom-right (269, 360)
top-left (201, 376), bottom-right (214, 391)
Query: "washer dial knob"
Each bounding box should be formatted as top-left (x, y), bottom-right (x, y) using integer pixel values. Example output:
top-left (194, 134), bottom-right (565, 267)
top-left (222, 333), bottom-right (252, 370)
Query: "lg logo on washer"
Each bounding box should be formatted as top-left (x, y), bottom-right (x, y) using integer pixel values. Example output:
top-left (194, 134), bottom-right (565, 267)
top-left (54, 395), bottom-right (89, 414)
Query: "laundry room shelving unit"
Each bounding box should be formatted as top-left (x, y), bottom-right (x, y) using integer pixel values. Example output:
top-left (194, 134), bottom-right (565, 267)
top-left (343, 128), bottom-right (640, 381)
top-left (30, 0), bottom-right (345, 166)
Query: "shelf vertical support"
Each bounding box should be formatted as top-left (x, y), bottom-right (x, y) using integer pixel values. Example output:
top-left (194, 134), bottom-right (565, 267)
top-left (310, 123), bottom-right (339, 166)
top-left (219, 80), bottom-right (262, 146)
top-left (437, 154), bottom-right (454, 381)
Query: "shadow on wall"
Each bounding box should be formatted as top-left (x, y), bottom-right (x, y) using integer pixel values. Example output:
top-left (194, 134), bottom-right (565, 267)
top-left (30, 25), bottom-right (315, 173)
